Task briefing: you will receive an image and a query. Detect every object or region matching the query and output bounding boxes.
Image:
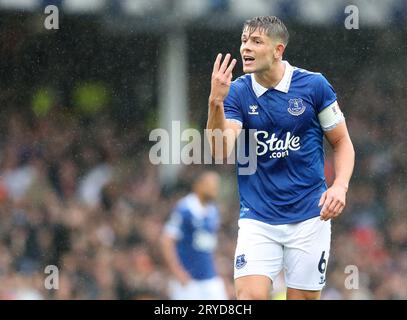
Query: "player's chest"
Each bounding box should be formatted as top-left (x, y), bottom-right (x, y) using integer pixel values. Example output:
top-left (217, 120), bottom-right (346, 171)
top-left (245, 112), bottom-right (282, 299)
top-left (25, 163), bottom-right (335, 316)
top-left (242, 94), bottom-right (317, 131)
top-left (187, 213), bottom-right (217, 233)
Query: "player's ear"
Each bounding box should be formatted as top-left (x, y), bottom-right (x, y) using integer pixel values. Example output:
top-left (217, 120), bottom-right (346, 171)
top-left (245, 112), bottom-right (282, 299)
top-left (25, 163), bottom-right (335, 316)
top-left (274, 43), bottom-right (285, 60)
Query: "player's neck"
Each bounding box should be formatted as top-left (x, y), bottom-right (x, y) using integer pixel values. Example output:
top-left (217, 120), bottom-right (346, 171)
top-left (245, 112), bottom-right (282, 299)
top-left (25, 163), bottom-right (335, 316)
top-left (254, 60), bottom-right (285, 89)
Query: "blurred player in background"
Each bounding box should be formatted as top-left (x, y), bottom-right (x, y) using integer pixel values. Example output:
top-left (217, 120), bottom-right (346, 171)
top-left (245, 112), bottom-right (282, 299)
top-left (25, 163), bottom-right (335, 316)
top-left (206, 16), bottom-right (355, 299)
top-left (160, 170), bottom-right (228, 300)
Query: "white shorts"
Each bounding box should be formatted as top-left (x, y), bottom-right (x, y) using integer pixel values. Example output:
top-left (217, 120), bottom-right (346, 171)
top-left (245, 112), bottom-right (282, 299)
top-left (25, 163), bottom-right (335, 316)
top-left (168, 276), bottom-right (228, 300)
top-left (234, 216), bottom-right (331, 291)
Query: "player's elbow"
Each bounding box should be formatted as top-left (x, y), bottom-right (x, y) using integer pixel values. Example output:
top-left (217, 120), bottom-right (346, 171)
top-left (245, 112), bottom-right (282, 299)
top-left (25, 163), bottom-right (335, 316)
top-left (333, 134), bottom-right (354, 155)
top-left (345, 138), bottom-right (355, 160)
top-left (159, 235), bottom-right (173, 260)
top-left (160, 233), bottom-right (171, 252)
top-left (349, 140), bottom-right (355, 159)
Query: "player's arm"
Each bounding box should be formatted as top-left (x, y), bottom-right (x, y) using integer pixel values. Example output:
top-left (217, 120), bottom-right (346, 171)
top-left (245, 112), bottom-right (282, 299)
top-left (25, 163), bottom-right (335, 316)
top-left (206, 53), bottom-right (241, 160)
top-left (319, 105), bottom-right (355, 220)
top-left (160, 211), bottom-right (191, 285)
top-left (160, 233), bottom-right (191, 285)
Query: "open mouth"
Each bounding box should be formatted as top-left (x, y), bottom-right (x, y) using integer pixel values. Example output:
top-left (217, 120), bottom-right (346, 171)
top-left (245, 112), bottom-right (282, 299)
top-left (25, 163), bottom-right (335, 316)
top-left (243, 56), bottom-right (255, 65)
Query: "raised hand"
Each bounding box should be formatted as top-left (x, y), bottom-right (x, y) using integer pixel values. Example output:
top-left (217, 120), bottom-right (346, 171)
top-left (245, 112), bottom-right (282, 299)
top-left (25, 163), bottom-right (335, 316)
top-left (209, 53), bottom-right (237, 102)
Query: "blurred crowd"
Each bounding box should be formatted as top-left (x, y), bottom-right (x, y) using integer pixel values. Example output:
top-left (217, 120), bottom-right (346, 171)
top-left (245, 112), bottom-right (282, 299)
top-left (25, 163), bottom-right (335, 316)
top-left (321, 51), bottom-right (407, 299)
top-left (2, 0), bottom-right (407, 27)
top-left (0, 107), bottom-right (240, 299)
top-left (0, 110), bottom-right (167, 299)
top-left (0, 21), bottom-right (406, 300)
top-left (0, 66), bottom-right (406, 299)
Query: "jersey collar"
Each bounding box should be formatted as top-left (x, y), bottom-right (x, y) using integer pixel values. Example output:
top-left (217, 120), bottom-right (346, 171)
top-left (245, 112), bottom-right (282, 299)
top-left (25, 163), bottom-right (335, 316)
top-left (187, 193), bottom-right (208, 218)
top-left (251, 60), bottom-right (294, 97)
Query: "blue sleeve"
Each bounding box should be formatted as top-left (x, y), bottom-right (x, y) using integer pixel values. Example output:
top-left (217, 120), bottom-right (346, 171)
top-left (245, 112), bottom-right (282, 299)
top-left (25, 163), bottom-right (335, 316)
top-left (223, 82), bottom-right (243, 124)
top-left (164, 205), bottom-right (185, 239)
top-left (314, 74), bottom-right (337, 113)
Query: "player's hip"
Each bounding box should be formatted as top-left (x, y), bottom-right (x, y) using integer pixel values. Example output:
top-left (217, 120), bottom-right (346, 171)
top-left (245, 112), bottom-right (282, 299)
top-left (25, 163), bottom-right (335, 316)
top-left (239, 183), bottom-right (326, 225)
top-left (237, 215), bottom-right (331, 246)
top-left (234, 216), bottom-right (331, 290)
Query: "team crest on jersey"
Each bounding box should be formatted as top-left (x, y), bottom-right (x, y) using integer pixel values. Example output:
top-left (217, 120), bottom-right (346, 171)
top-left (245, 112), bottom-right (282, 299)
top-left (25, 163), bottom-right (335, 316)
top-left (248, 105), bottom-right (259, 115)
top-left (235, 254), bottom-right (247, 269)
top-left (287, 98), bottom-right (306, 116)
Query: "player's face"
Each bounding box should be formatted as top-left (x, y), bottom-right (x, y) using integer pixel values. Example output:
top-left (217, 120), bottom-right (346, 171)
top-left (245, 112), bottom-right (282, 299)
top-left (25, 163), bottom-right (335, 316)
top-left (240, 28), bottom-right (277, 74)
top-left (197, 173), bottom-right (220, 202)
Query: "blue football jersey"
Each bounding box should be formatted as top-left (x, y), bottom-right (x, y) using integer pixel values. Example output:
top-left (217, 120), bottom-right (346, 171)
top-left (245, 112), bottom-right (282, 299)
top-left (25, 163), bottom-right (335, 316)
top-left (164, 193), bottom-right (220, 280)
top-left (224, 61), bottom-right (337, 225)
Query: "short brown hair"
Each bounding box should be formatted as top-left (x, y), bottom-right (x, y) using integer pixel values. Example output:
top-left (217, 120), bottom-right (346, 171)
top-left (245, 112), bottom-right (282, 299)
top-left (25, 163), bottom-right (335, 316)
top-left (243, 16), bottom-right (289, 46)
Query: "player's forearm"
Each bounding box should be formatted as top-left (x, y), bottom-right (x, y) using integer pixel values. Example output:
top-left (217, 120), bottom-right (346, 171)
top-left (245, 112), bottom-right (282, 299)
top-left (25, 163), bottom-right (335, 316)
top-left (207, 98), bottom-right (226, 131)
top-left (160, 237), bottom-right (190, 279)
top-left (207, 98), bottom-right (229, 159)
top-left (331, 136), bottom-right (355, 190)
top-left (165, 255), bottom-right (188, 279)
